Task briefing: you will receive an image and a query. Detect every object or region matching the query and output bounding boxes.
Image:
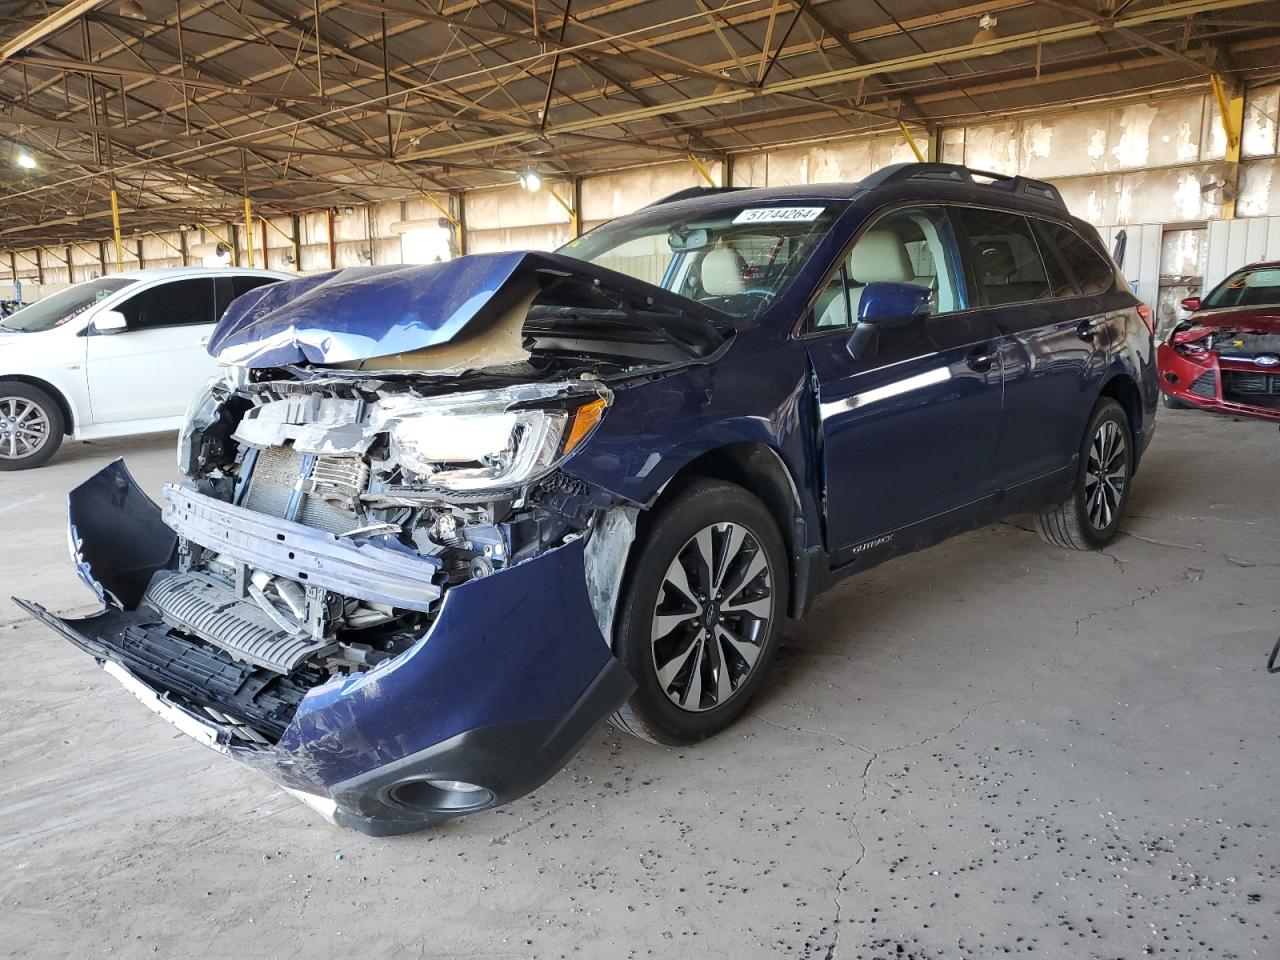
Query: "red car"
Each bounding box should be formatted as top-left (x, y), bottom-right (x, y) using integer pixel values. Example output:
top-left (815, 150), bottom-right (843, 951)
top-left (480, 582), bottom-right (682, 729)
top-left (1157, 261), bottom-right (1280, 422)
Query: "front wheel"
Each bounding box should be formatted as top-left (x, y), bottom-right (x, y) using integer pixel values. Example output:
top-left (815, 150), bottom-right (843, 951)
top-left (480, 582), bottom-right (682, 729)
top-left (1036, 398), bottom-right (1132, 550)
top-left (0, 381), bottom-right (64, 471)
top-left (609, 478), bottom-right (788, 746)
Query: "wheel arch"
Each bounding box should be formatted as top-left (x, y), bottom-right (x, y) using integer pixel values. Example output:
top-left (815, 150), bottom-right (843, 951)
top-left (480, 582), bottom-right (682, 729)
top-left (0, 374), bottom-right (75, 435)
top-left (1098, 371), bottom-right (1141, 444)
top-left (650, 441), bottom-right (814, 619)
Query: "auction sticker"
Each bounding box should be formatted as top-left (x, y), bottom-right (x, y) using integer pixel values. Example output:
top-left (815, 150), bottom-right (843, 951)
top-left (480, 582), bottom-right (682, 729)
top-left (732, 206), bottom-right (825, 224)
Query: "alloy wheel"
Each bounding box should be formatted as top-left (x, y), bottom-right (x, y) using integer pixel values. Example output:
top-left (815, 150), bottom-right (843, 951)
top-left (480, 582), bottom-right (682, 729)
top-left (1084, 419), bottom-right (1127, 530)
top-left (0, 396), bottom-right (50, 461)
top-left (650, 521), bottom-right (774, 713)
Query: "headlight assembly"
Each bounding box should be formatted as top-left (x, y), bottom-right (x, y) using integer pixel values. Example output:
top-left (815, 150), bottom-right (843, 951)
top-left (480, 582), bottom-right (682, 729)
top-left (374, 384), bottom-right (609, 493)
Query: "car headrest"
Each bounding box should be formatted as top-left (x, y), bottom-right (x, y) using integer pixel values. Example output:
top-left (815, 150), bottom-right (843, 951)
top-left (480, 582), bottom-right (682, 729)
top-left (974, 238), bottom-right (1016, 279)
top-left (700, 246), bottom-right (747, 296)
top-left (848, 230), bottom-right (914, 284)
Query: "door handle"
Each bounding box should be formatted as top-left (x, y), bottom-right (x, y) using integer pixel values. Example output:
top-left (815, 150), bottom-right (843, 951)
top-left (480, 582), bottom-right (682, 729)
top-left (966, 345), bottom-right (997, 373)
top-left (1076, 316), bottom-right (1108, 341)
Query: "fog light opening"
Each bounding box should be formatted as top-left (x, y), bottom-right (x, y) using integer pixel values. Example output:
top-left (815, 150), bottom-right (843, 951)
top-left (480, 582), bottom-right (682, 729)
top-left (388, 778), bottom-right (494, 813)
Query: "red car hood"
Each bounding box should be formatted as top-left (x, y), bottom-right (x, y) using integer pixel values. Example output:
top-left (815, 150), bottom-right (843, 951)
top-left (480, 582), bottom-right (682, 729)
top-left (1186, 306), bottom-right (1280, 332)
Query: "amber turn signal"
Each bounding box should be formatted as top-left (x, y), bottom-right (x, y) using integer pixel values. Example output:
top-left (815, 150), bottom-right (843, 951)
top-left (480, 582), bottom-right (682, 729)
top-left (563, 398), bottom-right (607, 455)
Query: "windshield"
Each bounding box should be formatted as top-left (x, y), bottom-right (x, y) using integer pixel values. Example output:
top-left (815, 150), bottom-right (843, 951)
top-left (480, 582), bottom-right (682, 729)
top-left (1202, 266), bottom-right (1280, 310)
top-left (557, 199), bottom-right (848, 320)
top-left (0, 277), bottom-right (135, 333)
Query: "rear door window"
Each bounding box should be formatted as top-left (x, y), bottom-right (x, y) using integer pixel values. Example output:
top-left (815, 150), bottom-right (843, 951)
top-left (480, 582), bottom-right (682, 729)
top-left (114, 278), bottom-right (216, 331)
top-left (1038, 221), bottom-right (1119, 296)
top-left (955, 209), bottom-right (1052, 306)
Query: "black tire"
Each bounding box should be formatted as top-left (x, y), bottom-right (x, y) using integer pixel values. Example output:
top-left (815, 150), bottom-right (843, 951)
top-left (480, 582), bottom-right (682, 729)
top-left (1036, 398), bottom-right (1132, 550)
top-left (609, 478), bottom-right (789, 746)
top-left (0, 381), bottom-right (64, 471)
top-left (1161, 392), bottom-right (1190, 410)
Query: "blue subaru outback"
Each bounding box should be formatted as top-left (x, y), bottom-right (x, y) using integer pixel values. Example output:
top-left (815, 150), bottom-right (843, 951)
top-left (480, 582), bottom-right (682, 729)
top-left (21, 163), bottom-right (1158, 834)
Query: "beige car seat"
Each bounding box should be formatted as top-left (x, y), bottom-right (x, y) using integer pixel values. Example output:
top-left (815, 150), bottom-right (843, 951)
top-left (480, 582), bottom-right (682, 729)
top-left (847, 230), bottom-right (915, 319)
top-left (699, 246), bottom-right (748, 296)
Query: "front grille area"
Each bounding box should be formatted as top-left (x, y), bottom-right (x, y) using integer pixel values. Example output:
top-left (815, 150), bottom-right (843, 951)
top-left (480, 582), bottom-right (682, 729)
top-left (1223, 371), bottom-right (1280, 394)
top-left (241, 445), bottom-right (365, 535)
top-left (1189, 371), bottom-right (1217, 398)
top-left (1223, 370), bottom-right (1280, 408)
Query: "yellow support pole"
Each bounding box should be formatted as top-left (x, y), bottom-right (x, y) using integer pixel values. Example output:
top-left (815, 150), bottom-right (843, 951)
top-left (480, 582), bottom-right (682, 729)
top-left (544, 183), bottom-right (579, 236)
top-left (109, 188), bottom-right (125, 272)
top-left (899, 121), bottom-right (926, 162)
top-left (689, 154), bottom-right (717, 187)
top-left (419, 192), bottom-right (460, 230)
top-left (243, 196), bottom-right (255, 268)
top-left (146, 231), bottom-right (185, 257)
top-left (261, 216), bottom-right (295, 243)
top-left (1210, 74), bottom-right (1243, 220)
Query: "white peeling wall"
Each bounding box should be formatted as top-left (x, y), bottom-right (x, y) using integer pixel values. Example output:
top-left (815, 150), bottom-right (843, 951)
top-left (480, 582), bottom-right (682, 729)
top-left (581, 161), bottom-right (722, 232)
top-left (733, 134), bottom-right (917, 188)
top-left (943, 92), bottom-right (1229, 226)
top-left (465, 184), bottom-right (573, 254)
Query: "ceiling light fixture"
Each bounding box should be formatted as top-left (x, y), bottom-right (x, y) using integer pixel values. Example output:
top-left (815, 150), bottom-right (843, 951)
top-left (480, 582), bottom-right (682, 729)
top-left (518, 170), bottom-right (542, 192)
top-left (15, 150), bottom-right (36, 170)
top-left (972, 14), bottom-right (999, 44)
top-left (118, 0), bottom-right (147, 20)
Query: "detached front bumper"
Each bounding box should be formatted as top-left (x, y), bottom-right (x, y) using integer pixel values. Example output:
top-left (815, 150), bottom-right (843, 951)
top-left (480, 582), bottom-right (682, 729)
top-left (18, 462), bottom-right (634, 836)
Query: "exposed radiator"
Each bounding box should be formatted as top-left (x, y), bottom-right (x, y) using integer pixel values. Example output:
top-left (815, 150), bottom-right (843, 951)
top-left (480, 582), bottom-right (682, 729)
top-left (241, 444), bottom-right (366, 535)
top-left (144, 569), bottom-right (334, 674)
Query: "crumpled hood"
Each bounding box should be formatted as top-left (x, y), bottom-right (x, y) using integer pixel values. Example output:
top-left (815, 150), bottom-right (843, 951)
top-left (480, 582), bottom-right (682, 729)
top-left (208, 251), bottom-right (724, 369)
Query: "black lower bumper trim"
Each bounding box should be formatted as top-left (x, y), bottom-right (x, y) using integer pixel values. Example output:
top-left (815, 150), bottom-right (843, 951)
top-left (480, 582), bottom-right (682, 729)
top-left (328, 657), bottom-right (636, 837)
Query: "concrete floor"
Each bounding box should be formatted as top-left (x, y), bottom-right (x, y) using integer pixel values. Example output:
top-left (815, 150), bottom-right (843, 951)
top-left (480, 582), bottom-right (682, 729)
top-left (2, 410), bottom-right (1277, 959)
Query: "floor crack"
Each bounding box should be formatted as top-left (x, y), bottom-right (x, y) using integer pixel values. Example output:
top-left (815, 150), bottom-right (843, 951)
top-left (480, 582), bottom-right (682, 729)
top-left (823, 863), bottom-right (851, 960)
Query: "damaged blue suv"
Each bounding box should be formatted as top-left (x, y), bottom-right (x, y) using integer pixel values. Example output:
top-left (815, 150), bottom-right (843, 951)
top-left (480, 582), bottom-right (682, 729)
top-left (20, 163), bottom-right (1158, 834)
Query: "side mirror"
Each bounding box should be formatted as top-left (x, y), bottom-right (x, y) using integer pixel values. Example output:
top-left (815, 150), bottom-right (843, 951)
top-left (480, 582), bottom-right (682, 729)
top-left (857, 281), bottom-right (931, 329)
top-left (92, 310), bottom-right (128, 334)
top-left (1180, 296), bottom-right (1201, 312)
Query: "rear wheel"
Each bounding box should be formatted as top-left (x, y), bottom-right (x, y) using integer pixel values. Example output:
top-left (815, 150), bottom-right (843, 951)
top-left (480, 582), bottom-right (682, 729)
top-left (1036, 398), bottom-right (1132, 550)
top-left (609, 478), bottom-right (788, 746)
top-left (0, 381), bottom-right (64, 471)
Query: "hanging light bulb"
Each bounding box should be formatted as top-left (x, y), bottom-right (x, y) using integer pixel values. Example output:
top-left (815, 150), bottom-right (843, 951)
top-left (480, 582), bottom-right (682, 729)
top-left (518, 170), bottom-right (543, 192)
top-left (972, 14), bottom-right (999, 44)
top-left (15, 150), bottom-right (36, 170)
top-left (118, 0), bottom-right (147, 20)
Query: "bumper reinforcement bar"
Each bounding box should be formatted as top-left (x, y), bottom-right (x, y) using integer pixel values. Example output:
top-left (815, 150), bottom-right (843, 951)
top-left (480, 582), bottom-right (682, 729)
top-left (162, 483), bottom-right (442, 612)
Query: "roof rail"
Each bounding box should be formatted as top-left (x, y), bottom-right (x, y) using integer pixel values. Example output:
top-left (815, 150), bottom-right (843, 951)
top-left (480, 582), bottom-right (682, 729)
top-left (646, 185), bottom-right (744, 207)
top-left (862, 162), bottom-right (1067, 211)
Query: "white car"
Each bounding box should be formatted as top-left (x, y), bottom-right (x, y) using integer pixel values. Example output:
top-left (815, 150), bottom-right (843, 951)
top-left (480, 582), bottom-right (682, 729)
top-left (0, 267), bottom-right (290, 470)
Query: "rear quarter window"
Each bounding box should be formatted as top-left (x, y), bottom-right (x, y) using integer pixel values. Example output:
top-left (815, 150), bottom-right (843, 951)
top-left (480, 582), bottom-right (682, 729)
top-left (1038, 221), bottom-right (1119, 296)
top-left (954, 208), bottom-right (1052, 306)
